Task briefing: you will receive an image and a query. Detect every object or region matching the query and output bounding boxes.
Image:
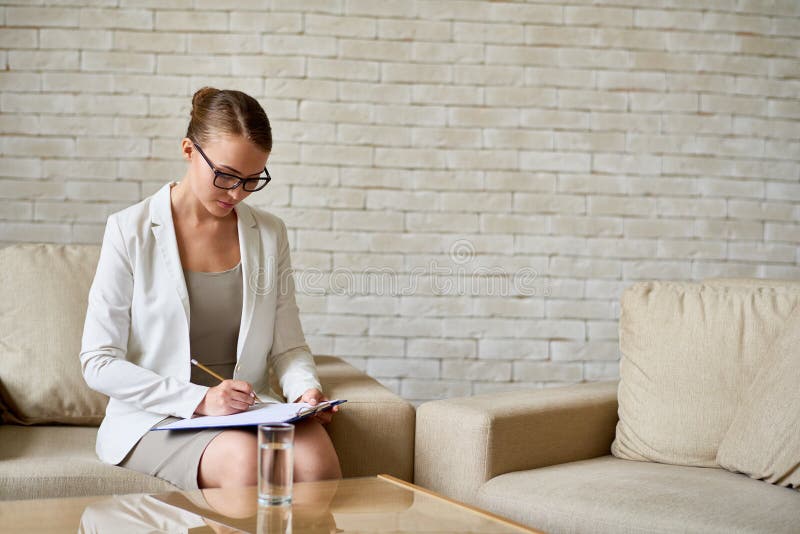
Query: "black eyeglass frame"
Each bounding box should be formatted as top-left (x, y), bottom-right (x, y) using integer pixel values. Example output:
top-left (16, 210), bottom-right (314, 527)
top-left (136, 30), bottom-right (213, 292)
top-left (192, 141), bottom-right (271, 192)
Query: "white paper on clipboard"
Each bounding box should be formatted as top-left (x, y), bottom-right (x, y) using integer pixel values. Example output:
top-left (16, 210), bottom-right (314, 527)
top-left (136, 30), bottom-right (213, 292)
top-left (151, 400), bottom-right (346, 431)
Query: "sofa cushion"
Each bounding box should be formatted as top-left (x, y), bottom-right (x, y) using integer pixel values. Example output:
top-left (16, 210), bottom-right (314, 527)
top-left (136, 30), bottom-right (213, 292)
top-left (612, 280), bottom-right (800, 467)
top-left (717, 303), bottom-right (800, 489)
top-left (0, 425), bottom-right (177, 500)
top-left (0, 244), bottom-right (108, 425)
top-left (476, 455), bottom-right (800, 534)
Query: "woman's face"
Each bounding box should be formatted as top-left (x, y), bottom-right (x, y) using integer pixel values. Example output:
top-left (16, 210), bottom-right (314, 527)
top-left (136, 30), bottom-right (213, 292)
top-left (183, 134), bottom-right (270, 218)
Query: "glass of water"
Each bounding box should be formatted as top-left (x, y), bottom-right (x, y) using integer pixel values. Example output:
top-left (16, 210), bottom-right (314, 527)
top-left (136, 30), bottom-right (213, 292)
top-left (258, 423), bottom-right (294, 506)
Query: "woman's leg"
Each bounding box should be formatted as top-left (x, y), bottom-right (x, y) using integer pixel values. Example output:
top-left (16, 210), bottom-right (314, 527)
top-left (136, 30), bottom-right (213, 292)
top-left (293, 418), bottom-right (342, 482)
top-left (197, 420), bottom-right (341, 488)
top-left (197, 429), bottom-right (258, 488)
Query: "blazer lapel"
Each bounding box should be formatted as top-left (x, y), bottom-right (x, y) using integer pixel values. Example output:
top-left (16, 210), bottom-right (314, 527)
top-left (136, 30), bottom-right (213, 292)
top-left (150, 182), bottom-right (190, 328)
top-left (148, 181), bottom-right (262, 363)
top-left (233, 201), bottom-right (261, 362)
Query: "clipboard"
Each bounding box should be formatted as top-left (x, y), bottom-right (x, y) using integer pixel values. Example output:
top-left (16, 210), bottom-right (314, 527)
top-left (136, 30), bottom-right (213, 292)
top-left (151, 399), bottom-right (347, 431)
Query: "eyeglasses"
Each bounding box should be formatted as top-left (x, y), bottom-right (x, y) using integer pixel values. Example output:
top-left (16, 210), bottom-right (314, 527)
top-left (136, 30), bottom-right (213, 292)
top-left (192, 141), bottom-right (271, 192)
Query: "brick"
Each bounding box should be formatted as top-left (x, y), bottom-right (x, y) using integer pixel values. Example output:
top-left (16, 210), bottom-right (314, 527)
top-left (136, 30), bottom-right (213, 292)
top-left (369, 316), bottom-right (442, 338)
top-left (453, 21), bottom-right (524, 44)
top-left (339, 81), bottom-right (410, 104)
top-left (413, 127), bottom-right (481, 148)
top-left (65, 180), bottom-right (140, 201)
top-left (0, 200), bottom-right (33, 220)
top-left (306, 14), bottom-right (375, 38)
top-left (514, 362), bottom-right (583, 382)
top-left (374, 148), bottom-right (445, 169)
top-left (336, 124), bottom-right (404, 147)
top-left (301, 314), bottom-right (368, 336)
top-left (586, 238), bottom-right (657, 259)
top-left (566, 6), bottom-right (633, 27)
top-left (479, 339), bottom-right (548, 360)
top-left (547, 254), bottom-right (620, 279)
top-left (1, 179), bottom-right (66, 199)
top-left (765, 222), bottom-right (800, 242)
top-left (82, 51), bottom-right (154, 73)
top-left (623, 260), bottom-right (693, 279)
top-left (229, 12), bottom-right (301, 33)
top-left (594, 28), bottom-right (666, 50)
top-left (378, 18), bottom-right (451, 41)
top-left (0, 29), bottom-right (37, 48)
top-left (308, 58), bottom-right (379, 81)
top-left (80, 8), bottom-right (152, 30)
top-left (334, 210), bottom-right (404, 231)
top-left (264, 35), bottom-right (337, 57)
top-left (551, 341), bottom-right (619, 362)
top-left (340, 38), bottom-right (412, 62)
top-left (412, 42), bottom-right (484, 64)
top-left (6, 7), bottom-right (79, 27)
top-left (8, 51), bottom-right (79, 71)
top-left (441, 360), bottom-right (510, 381)
top-left (454, 64), bottom-right (524, 85)
top-left (301, 144), bottom-right (371, 166)
top-left (666, 31), bottom-right (734, 53)
top-left (334, 336), bottom-right (404, 357)
top-left (0, 157), bottom-right (41, 178)
top-left (382, 62), bottom-right (452, 84)
top-left (729, 242), bottom-right (796, 263)
top-left (367, 358), bottom-right (439, 379)
top-left (375, 105), bottom-right (446, 127)
top-left (587, 319), bottom-right (621, 338)
top-left (0, 222), bottom-right (71, 243)
top-left (480, 213), bottom-right (548, 235)
top-left (695, 219), bottom-right (763, 240)
top-left (2, 136), bottom-right (74, 158)
top-left (526, 26), bottom-right (592, 47)
top-left (33, 200), bottom-right (117, 223)
top-left (370, 233), bottom-right (441, 254)
top-left (297, 230), bottom-right (370, 252)
top-left (634, 8), bottom-right (702, 30)
top-left (548, 298), bottom-right (616, 320)
top-left (155, 11), bottom-right (225, 31)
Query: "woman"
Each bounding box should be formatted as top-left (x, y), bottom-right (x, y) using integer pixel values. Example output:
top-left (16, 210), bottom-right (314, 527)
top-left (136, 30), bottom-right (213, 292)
top-left (80, 87), bottom-right (341, 490)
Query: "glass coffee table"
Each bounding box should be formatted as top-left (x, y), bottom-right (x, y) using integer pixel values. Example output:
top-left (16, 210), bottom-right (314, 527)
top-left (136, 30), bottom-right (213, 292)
top-left (1, 475), bottom-right (541, 533)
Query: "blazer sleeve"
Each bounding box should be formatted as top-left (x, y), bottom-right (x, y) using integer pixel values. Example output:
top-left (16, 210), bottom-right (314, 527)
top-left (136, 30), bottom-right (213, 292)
top-left (269, 218), bottom-right (322, 403)
top-left (79, 214), bottom-right (209, 419)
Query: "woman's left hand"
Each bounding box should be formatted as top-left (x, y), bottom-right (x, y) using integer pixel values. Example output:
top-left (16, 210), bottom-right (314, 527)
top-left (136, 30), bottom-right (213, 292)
top-left (294, 388), bottom-right (339, 425)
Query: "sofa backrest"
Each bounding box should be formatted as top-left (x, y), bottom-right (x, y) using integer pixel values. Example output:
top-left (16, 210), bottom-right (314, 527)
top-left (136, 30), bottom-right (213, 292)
top-left (0, 243), bottom-right (107, 425)
top-left (612, 279), bottom-right (800, 467)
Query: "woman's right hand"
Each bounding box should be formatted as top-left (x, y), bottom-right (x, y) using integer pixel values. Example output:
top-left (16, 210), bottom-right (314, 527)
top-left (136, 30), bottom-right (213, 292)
top-left (194, 380), bottom-right (255, 416)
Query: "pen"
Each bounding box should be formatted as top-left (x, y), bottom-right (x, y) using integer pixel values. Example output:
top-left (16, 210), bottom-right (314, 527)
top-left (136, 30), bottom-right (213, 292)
top-left (190, 358), bottom-right (263, 404)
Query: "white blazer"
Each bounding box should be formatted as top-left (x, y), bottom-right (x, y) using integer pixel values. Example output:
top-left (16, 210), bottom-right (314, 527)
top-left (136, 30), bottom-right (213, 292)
top-left (80, 181), bottom-right (321, 465)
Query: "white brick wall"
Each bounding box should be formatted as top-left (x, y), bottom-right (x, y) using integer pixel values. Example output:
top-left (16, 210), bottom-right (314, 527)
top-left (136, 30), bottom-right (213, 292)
top-left (1, 0), bottom-right (798, 405)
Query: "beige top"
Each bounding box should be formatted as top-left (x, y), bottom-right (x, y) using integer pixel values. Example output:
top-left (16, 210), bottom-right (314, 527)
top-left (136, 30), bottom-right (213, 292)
top-left (183, 261), bottom-right (243, 387)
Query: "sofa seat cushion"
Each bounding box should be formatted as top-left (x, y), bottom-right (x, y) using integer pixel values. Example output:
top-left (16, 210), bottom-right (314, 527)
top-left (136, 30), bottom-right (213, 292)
top-left (0, 425), bottom-right (177, 500)
top-left (476, 455), bottom-right (800, 534)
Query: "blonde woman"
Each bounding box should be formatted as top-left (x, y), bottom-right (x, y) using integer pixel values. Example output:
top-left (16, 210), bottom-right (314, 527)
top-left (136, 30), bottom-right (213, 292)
top-left (80, 87), bottom-right (341, 490)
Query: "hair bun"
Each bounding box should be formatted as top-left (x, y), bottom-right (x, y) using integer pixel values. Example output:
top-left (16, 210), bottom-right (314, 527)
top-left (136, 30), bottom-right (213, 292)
top-left (191, 86), bottom-right (219, 113)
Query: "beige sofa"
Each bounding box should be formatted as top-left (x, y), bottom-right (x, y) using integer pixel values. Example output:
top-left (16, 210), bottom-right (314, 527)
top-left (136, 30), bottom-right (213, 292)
top-left (0, 244), bottom-right (415, 500)
top-left (416, 280), bottom-right (800, 533)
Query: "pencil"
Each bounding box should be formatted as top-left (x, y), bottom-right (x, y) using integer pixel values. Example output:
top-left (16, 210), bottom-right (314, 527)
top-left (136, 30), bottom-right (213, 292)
top-left (190, 358), bottom-right (263, 404)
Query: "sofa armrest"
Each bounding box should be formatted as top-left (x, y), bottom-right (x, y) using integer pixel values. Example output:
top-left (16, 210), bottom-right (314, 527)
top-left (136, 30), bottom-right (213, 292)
top-left (314, 356), bottom-right (416, 482)
top-left (414, 381), bottom-right (618, 502)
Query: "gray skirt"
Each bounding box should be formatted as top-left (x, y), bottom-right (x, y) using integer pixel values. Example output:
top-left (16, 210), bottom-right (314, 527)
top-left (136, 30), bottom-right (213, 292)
top-left (118, 416), bottom-right (232, 491)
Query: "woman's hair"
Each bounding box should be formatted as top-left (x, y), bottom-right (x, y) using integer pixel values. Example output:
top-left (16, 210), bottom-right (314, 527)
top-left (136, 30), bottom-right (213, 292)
top-left (186, 87), bottom-right (272, 152)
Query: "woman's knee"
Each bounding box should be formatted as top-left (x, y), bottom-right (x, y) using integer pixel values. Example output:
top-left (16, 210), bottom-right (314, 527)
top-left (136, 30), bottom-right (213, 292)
top-left (199, 430), bottom-right (258, 488)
